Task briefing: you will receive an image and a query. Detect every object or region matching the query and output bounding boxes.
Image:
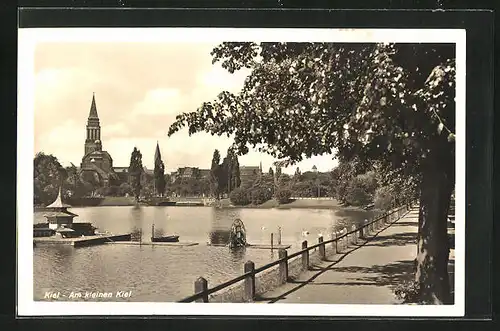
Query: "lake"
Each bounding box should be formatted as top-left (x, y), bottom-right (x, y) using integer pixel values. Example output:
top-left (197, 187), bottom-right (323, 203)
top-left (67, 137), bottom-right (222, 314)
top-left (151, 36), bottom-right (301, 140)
top-left (33, 205), bottom-right (377, 302)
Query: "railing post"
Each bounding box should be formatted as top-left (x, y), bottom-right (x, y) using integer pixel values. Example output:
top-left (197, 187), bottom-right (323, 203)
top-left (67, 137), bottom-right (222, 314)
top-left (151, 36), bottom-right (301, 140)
top-left (271, 233), bottom-right (274, 250)
top-left (342, 227), bottom-right (347, 249)
top-left (194, 277), bottom-right (208, 303)
top-left (351, 225), bottom-right (356, 243)
top-left (333, 231), bottom-right (338, 254)
top-left (301, 240), bottom-right (309, 270)
top-left (318, 236), bottom-right (325, 260)
top-left (278, 249), bottom-right (288, 284)
top-left (244, 261), bottom-right (255, 302)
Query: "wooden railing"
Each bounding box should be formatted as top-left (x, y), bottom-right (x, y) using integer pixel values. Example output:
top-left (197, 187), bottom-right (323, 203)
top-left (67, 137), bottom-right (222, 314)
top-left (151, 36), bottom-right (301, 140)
top-left (177, 202), bottom-right (414, 303)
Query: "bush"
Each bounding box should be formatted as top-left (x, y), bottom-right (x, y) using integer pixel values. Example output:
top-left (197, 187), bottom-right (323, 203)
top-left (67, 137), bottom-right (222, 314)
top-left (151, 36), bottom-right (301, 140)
top-left (118, 183), bottom-right (132, 196)
top-left (394, 280), bottom-right (421, 304)
top-left (275, 188), bottom-right (292, 204)
top-left (374, 186), bottom-right (394, 210)
top-left (344, 172), bottom-right (377, 206)
top-left (250, 186), bottom-right (272, 205)
top-left (229, 187), bottom-right (251, 206)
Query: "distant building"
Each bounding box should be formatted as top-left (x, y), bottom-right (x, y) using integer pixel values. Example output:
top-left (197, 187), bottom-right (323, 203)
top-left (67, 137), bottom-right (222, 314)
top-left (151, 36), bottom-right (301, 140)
top-left (113, 166), bottom-right (129, 183)
top-left (79, 94), bottom-right (117, 186)
top-left (143, 166), bottom-right (154, 176)
top-left (170, 167), bottom-right (211, 183)
top-left (199, 169), bottom-right (211, 179)
top-left (239, 163), bottom-right (263, 187)
top-left (169, 165), bottom-right (262, 187)
top-left (77, 94), bottom-right (161, 187)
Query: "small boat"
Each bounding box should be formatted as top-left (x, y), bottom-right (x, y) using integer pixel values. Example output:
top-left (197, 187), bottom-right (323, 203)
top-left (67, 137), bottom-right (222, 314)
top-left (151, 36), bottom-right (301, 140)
top-left (151, 223), bottom-right (179, 242)
top-left (151, 235), bottom-right (180, 243)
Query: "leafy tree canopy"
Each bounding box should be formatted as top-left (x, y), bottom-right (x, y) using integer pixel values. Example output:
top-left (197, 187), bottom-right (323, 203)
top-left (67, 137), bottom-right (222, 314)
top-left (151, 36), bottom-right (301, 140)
top-left (168, 42), bottom-right (455, 180)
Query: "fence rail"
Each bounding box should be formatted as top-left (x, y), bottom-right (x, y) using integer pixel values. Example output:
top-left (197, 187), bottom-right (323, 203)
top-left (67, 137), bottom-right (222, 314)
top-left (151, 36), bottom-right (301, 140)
top-left (177, 202), bottom-right (414, 303)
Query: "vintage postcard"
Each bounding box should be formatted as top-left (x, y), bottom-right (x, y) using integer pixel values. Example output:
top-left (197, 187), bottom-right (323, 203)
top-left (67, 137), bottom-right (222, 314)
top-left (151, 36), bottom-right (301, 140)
top-left (18, 27), bottom-right (465, 316)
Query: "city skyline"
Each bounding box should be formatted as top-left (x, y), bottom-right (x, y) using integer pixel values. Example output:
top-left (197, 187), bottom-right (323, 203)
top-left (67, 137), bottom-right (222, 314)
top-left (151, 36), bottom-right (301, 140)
top-left (34, 42), bottom-right (338, 175)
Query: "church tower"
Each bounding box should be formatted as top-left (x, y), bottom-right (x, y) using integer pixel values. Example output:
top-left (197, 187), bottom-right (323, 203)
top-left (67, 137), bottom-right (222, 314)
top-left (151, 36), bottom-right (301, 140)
top-left (84, 93), bottom-right (102, 156)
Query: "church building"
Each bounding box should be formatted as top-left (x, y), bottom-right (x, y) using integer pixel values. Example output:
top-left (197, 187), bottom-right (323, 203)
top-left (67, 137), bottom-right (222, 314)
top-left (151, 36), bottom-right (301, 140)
top-left (79, 94), bottom-right (117, 186)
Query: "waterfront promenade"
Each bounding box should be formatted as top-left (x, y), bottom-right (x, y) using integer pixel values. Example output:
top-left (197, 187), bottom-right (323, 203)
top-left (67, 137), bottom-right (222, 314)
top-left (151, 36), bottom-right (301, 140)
top-left (258, 206), bottom-right (455, 304)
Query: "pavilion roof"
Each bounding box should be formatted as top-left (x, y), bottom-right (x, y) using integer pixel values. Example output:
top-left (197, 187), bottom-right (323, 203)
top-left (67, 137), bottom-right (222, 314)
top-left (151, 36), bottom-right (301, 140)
top-left (46, 186), bottom-right (73, 209)
top-left (43, 211), bottom-right (78, 218)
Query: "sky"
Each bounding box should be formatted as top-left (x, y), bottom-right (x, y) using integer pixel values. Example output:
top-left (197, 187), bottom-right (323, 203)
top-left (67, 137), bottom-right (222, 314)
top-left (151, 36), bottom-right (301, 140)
top-left (33, 41), bottom-right (338, 174)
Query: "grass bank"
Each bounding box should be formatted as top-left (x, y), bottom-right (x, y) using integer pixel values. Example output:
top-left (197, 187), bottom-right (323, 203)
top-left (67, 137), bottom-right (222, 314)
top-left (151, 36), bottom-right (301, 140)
top-left (99, 196), bottom-right (137, 206)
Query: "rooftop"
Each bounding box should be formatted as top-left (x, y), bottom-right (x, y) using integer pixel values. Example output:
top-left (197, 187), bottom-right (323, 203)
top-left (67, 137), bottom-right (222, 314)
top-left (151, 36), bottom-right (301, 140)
top-left (43, 211), bottom-right (79, 218)
top-left (46, 187), bottom-right (72, 209)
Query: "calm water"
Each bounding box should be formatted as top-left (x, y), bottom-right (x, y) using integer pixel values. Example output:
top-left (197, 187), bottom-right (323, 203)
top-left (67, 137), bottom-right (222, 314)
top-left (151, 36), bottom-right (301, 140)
top-left (33, 206), bottom-right (377, 302)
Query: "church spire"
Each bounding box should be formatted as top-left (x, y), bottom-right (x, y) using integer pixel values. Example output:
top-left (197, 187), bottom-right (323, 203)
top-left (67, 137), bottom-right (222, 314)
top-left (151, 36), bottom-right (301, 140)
top-left (84, 93), bottom-right (102, 155)
top-left (88, 93), bottom-right (99, 119)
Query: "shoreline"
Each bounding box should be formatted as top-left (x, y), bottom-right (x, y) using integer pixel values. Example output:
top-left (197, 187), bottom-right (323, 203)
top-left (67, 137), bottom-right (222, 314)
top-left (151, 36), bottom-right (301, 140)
top-left (35, 197), bottom-right (372, 212)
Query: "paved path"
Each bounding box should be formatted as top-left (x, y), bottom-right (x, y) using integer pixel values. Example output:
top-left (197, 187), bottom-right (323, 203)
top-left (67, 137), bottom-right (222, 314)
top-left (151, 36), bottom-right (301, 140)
top-left (258, 207), bottom-right (429, 304)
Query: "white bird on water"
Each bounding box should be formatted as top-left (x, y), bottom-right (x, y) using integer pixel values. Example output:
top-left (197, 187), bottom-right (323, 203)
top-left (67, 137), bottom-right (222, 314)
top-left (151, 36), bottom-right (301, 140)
top-left (301, 230), bottom-right (310, 236)
top-left (261, 226), bottom-right (266, 231)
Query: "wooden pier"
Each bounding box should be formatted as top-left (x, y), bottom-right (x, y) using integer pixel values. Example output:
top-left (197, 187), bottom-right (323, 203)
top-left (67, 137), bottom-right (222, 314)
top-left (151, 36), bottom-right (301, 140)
top-left (33, 233), bottom-right (131, 248)
top-left (247, 244), bottom-right (291, 250)
top-left (105, 241), bottom-right (199, 247)
top-left (207, 243), bottom-right (291, 250)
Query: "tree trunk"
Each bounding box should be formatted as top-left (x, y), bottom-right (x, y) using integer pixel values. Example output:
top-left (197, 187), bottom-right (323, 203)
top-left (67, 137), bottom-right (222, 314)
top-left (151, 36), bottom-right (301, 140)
top-left (416, 144), bottom-right (455, 304)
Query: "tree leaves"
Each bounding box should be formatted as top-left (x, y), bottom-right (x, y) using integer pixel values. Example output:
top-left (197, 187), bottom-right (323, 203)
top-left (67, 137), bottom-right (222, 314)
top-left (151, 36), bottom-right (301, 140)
top-left (128, 147), bottom-right (143, 199)
top-left (168, 42), bottom-right (455, 186)
top-left (34, 152), bottom-right (65, 205)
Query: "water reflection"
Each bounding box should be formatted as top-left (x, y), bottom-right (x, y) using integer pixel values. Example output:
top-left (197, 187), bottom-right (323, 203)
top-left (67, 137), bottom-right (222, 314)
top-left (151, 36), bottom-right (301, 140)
top-left (130, 205), bottom-right (143, 222)
top-left (130, 226), bottom-right (142, 241)
top-left (228, 247), bottom-right (246, 261)
top-left (208, 208), bottom-right (242, 245)
top-left (209, 230), bottom-right (230, 245)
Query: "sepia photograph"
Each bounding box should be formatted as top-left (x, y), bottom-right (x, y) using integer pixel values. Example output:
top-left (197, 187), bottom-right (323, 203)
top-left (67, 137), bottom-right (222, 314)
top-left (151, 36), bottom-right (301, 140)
top-left (17, 28), bottom-right (465, 316)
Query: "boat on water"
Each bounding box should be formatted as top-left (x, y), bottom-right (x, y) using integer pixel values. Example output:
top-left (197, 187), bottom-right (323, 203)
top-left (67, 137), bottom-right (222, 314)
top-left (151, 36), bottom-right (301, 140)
top-left (151, 235), bottom-right (180, 243)
top-left (150, 223), bottom-right (179, 242)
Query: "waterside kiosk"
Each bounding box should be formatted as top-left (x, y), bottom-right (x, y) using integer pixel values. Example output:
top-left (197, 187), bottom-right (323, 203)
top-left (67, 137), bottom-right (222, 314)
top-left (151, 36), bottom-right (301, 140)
top-left (38, 187), bottom-right (95, 238)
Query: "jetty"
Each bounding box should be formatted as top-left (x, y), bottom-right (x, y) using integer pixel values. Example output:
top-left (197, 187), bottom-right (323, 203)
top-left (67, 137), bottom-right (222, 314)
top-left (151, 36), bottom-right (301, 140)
top-left (207, 243), bottom-right (291, 250)
top-left (33, 186), bottom-right (132, 248)
top-left (34, 233), bottom-right (132, 248)
top-left (105, 241), bottom-right (199, 247)
top-left (247, 244), bottom-right (291, 250)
